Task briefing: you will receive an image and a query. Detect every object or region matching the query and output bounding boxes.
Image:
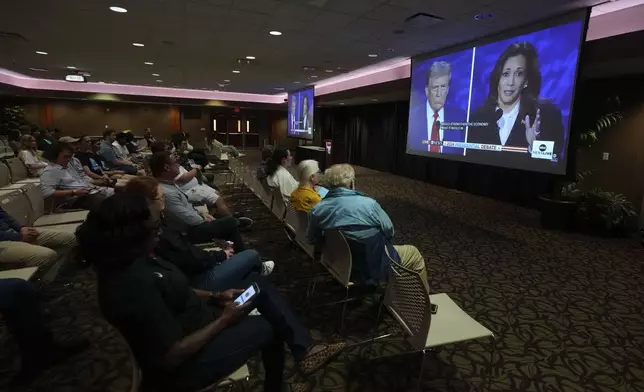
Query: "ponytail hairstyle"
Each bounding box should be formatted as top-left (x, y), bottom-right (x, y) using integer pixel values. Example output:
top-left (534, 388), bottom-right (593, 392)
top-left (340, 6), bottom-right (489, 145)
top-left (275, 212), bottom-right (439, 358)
top-left (266, 147), bottom-right (289, 176)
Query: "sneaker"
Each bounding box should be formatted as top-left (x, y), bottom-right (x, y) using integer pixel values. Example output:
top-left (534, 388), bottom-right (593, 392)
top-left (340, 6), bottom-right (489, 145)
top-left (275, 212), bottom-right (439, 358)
top-left (205, 163), bottom-right (215, 170)
top-left (261, 260), bottom-right (275, 276)
top-left (238, 216), bottom-right (253, 230)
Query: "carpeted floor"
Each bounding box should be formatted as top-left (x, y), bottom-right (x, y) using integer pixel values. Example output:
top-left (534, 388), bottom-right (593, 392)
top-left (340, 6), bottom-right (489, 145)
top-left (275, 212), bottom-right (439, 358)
top-left (1, 161), bottom-right (643, 392)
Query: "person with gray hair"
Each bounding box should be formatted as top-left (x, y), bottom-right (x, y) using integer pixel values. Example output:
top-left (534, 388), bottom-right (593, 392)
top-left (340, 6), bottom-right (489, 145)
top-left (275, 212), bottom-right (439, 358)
top-left (290, 160), bottom-right (322, 212)
top-left (307, 164), bottom-right (428, 286)
top-left (407, 58), bottom-right (467, 155)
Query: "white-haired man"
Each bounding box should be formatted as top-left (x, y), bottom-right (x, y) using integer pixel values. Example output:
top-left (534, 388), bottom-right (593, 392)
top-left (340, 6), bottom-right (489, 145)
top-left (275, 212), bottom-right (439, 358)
top-left (307, 164), bottom-right (427, 286)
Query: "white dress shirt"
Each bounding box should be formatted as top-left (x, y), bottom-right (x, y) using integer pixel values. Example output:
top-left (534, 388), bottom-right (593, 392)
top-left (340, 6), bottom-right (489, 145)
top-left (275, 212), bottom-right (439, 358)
top-left (497, 102), bottom-right (520, 146)
top-left (426, 102), bottom-right (445, 152)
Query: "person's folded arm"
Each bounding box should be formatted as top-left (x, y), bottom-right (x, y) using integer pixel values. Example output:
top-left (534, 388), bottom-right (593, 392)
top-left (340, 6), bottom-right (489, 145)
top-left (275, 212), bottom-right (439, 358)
top-left (0, 209), bottom-right (23, 241)
top-left (174, 169), bottom-right (198, 184)
top-left (83, 166), bottom-right (105, 180)
top-left (372, 202), bottom-right (395, 239)
top-left (165, 191), bottom-right (204, 227)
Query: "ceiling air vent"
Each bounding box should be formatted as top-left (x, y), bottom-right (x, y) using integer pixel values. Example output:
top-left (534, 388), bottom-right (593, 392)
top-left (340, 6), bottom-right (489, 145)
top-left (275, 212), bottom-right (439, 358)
top-left (0, 31), bottom-right (28, 42)
top-left (403, 12), bottom-right (445, 30)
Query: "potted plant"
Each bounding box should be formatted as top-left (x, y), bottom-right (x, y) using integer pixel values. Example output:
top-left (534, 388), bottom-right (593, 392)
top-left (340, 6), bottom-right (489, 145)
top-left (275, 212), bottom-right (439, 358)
top-left (539, 108), bottom-right (623, 230)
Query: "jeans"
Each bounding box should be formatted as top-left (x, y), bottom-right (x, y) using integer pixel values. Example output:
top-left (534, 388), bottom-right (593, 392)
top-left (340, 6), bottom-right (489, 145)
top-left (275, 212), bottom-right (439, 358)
top-left (110, 164), bottom-right (138, 175)
top-left (191, 249), bottom-right (262, 292)
top-left (0, 279), bottom-right (52, 365)
top-left (187, 216), bottom-right (245, 251)
top-left (174, 273), bottom-right (311, 391)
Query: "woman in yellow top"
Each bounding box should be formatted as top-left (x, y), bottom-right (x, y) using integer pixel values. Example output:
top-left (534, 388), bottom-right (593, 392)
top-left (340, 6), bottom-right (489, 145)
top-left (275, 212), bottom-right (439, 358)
top-left (290, 160), bottom-right (321, 212)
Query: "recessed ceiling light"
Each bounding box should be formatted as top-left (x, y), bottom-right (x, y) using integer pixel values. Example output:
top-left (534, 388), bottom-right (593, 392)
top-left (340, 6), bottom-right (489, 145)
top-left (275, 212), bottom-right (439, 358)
top-left (371, 98), bottom-right (379, 102)
top-left (109, 6), bottom-right (127, 13)
top-left (269, 31), bottom-right (282, 36)
top-left (152, 73), bottom-right (160, 76)
top-left (35, 51), bottom-right (48, 55)
top-left (274, 87), bottom-right (284, 91)
top-left (325, 69), bottom-right (333, 73)
top-left (474, 13), bottom-right (493, 20)
top-left (232, 70), bottom-right (240, 74)
top-left (339, 103), bottom-right (345, 105)
top-left (294, 81), bottom-right (301, 84)
top-left (144, 62), bottom-right (154, 65)
top-left (66, 66), bottom-right (77, 69)
top-left (29, 67), bottom-right (48, 72)
top-left (133, 42), bottom-right (145, 47)
top-left (223, 79), bottom-right (230, 82)
top-left (368, 53), bottom-right (378, 58)
top-left (310, 75), bottom-right (318, 78)
top-left (245, 56), bottom-right (256, 60)
top-left (156, 79), bottom-right (163, 82)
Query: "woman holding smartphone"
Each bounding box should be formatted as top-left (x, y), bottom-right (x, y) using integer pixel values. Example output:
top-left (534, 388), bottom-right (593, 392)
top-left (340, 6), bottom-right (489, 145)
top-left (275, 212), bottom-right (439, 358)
top-left (77, 193), bottom-right (345, 392)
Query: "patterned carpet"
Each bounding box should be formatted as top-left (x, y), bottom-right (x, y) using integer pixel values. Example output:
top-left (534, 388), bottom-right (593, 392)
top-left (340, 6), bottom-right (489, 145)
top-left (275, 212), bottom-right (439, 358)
top-left (1, 163), bottom-right (643, 392)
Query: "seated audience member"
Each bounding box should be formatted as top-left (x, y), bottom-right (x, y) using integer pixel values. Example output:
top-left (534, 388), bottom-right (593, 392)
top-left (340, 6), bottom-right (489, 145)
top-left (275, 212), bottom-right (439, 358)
top-left (0, 206), bottom-right (76, 268)
top-left (172, 131), bottom-right (212, 169)
top-left (74, 136), bottom-right (129, 184)
top-left (77, 193), bottom-right (344, 392)
top-left (290, 160), bottom-right (322, 213)
top-left (0, 278), bottom-right (88, 385)
top-left (143, 128), bottom-right (156, 146)
top-left (123, 130), bottom-right (142, 154)
top-left (308, 164), bottom-right (428, 286)
top-left (40, 142), bottom-right (114, 210)
top-left (209, 137), bottom-right (244, 158)
top-left (99, 129), bottom-right (138, 175)
top-left (266, 147), bottom-right (297, 202)
top-left (37, 129), bottom-right (54, 151)
top-left (153, 142), bottom-right (245, 221)
top-left (125, 177), bottom-right (274, 284)
top-left (256, 146), bottom-right (273, 181)
top-left (149, 151), bottom-right (248, 246)
top-left (58, 136), bottom-right (112, 188)
top-left (18, 135), bottom-right (47, 177)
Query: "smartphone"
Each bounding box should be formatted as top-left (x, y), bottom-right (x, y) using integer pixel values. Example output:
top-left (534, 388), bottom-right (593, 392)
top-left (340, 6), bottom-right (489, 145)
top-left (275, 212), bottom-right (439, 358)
top-left (88, 189), bottom-right (100, 195)
top-left (234, 283), bottom-right (260, 306)
top-left (317, 186), bottom-right (329, 198)
top-left (430, 304), bottom-right (438, 314)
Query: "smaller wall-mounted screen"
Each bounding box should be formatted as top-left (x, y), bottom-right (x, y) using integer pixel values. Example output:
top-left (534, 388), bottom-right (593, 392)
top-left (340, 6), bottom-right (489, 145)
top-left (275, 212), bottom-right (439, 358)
top-left (288, 86), bottom-right (314, 140)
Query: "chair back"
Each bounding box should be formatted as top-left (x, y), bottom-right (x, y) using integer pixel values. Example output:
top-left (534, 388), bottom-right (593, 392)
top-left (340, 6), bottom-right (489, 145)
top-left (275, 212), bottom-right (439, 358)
top-left (383, 251), bottom-right (432, 350)
top-left (22, 183), bottom-right (45, 222)
top-left (0, 190), bottom-right (32, 226)
top-left (320, 229), bottom-right (353, 287)
top-left (270, 186), bottom-right (286, 220)
top-left (0, 162), bottom-right (10, 186)
top-left (295, 210), bottom-right (314, 258)
top-left (6, 157), bottom-right (28, 182)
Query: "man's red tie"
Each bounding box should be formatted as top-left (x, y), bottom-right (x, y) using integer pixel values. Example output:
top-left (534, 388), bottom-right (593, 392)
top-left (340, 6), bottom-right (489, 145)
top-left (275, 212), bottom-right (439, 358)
top-left (430, 110), bottom-right (440, 153)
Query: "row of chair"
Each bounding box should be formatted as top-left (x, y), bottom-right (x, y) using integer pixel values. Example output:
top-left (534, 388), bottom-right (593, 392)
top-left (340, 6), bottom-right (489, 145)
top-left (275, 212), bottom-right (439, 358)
top-left (224, 157), bottom-right (497, 390)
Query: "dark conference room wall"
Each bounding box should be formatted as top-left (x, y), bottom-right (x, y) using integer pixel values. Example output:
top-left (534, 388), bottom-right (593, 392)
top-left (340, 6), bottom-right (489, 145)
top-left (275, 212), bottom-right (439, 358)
top-left (3, 98), bottom-right (280, 147)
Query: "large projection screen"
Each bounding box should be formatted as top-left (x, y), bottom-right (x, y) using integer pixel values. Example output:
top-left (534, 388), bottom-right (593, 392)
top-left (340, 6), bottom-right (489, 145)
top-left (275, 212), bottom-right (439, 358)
top-left (287, 86), bottom-right (314, 140)
top-left (406, 11), bottom-right (589, 175)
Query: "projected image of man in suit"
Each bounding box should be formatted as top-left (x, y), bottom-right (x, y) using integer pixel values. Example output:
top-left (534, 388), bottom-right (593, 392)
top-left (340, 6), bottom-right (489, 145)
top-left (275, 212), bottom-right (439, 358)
top-left (300, 95), bottom-right (311, 131)
top-left (290, 98), bottom-right (298, 131)
top-left (423, 61), bottom-right (466, 154)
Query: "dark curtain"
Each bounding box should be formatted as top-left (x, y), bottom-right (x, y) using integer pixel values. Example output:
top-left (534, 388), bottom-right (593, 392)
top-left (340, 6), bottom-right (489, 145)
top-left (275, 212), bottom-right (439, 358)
top-left (318, 102), bottom-right (559, 207)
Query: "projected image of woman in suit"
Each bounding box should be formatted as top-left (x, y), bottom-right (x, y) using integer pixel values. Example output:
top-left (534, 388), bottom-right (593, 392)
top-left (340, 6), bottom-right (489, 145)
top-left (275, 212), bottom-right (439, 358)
top-left (469, 42), bottom-right (563, 155)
